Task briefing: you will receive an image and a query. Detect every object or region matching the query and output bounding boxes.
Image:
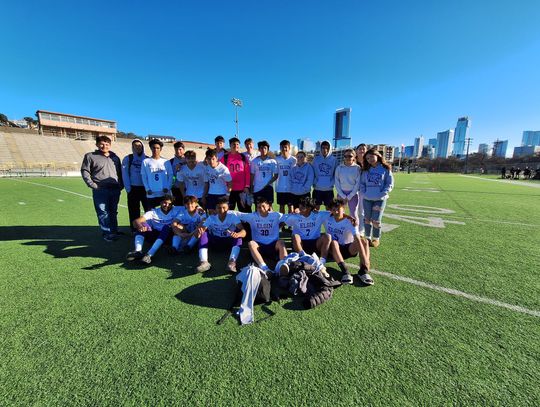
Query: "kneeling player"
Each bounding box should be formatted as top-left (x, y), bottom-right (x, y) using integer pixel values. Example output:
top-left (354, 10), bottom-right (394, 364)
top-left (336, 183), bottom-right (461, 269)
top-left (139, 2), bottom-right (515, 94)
top-left (196, 196), bottom-right (246, 273)
top-left (171, 195), bottom-right (206, 253)
top-left (324, 198), bottom-right (372, 285)
top-left (285, 197), bottom-right (331, 267)
top-left (126, 195), bottom-right (179, 264)
top-left (237, 197), bottom-right (287, 272)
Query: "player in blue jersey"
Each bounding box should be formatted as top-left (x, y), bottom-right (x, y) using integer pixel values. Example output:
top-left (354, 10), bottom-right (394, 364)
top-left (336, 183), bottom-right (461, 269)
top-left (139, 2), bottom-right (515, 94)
top-left (171, 195), bottom-right (206, 254)
top-left (237, 196), bottom-right (287, 272)
top-left (195, 196), bottom-right (246, 273)
top-left (126, 195), bottom-right (180, 264)
top-left (324, 198), bottom-right (372, 285)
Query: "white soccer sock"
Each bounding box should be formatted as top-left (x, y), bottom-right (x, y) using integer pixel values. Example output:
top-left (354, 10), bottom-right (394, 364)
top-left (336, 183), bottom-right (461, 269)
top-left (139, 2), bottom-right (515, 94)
top-left (199, 248), bottom-right (208, 262)
top-left (229, 246), bottom-right (240, 261)
top-left (135, 235), bottom-right (144, 252)
top-left (147, 239), bottom-right (163, 257)
top-left (187, 236), bottom-right (198, 248)
top-left (171, 235), bottom-right (181, 250)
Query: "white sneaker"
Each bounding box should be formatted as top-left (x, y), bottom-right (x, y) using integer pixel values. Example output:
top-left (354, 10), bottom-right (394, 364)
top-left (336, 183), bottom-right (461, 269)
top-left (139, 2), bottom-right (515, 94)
top-left (196, 261), bottom-right (211, 273)
top-left (141, 254), bottom-right (152, 264)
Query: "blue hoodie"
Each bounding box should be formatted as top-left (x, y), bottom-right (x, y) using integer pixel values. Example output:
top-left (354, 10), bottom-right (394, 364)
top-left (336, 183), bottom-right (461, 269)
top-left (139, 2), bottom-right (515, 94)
top-left (290, 162), bottom-right (315, 195)
top-left (360, 163), bottom-right (394, 200)
top-left (312, 141), bottom-right (337, 191)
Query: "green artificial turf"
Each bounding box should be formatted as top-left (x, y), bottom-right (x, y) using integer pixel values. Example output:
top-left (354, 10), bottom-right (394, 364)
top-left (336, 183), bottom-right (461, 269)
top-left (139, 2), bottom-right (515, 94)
top-left (0, 175), bottom-right (539, 406)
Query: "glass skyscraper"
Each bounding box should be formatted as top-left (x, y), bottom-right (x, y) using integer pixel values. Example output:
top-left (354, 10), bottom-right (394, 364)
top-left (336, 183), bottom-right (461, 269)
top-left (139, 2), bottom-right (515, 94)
top-left (522, 130), bottom-right (540, 146)
top-left (493, 139), bottom-right (508, 158)
top-left (413, 135), bottom-right (424, 158)
top-left (452, 117), bottom-right (470, 157)
top-left (436, 129), bottom-right (454, 158)
top-left (333, 108), bottom-right (352, 149)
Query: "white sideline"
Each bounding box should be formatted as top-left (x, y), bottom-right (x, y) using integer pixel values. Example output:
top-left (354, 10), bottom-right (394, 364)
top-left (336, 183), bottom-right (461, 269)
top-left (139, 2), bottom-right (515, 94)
top-left (461, 175), bottom-right (540, 188)
top-left (10, 179), bottom-right (128, 209)
top-left (346, 263), bottom-right (540, 318)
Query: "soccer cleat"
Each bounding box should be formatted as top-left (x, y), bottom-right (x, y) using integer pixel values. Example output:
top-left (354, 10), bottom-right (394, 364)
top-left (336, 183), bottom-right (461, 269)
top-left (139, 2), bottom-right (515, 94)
top-left (126, 251), bottom-right (144, 261)
top-left (371, 239), bottom-right (380, 248)
top-left (141, 254), bottom-right (152, 264)
top-left (226, 260), bottom-right (237, 273)
top-left (196, 261), bottom-right (211, 273)
top-left (341, 273), bottom-right (353, 285)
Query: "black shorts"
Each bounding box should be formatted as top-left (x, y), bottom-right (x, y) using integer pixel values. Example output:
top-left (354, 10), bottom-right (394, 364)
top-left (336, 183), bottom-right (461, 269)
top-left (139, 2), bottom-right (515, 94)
top-left (206, 194), bottom-right (226, 210)
top-left (313, 189), bottom-right (334, 207)
top-left (253, 185), bottom-right (274, 204)
top-left (291, 193), bottom-right (311, 208)
top-left (276, 192), bottom-right (294, 206)
top-left (258, 240), bottom-right (279, 260)
top-left (339, 243), bottom-right (354, 260)
top-left (299, 238), bottom-right (318, 255)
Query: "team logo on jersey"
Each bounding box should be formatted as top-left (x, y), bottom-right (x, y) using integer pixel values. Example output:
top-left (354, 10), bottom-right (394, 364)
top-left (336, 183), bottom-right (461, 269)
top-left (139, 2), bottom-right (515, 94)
top-left (318, 163), bottom-right (331, 176)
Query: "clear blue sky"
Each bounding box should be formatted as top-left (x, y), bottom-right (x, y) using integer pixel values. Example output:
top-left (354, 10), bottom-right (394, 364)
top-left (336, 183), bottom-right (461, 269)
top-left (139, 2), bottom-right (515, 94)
top-left (2, 0), bottom-right (540, 154)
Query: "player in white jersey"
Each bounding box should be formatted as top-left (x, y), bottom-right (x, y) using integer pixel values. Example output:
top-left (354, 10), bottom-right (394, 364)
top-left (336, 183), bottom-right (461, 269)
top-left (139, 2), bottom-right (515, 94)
top-left (242, 137), bottom-right (260, 164)
top-left (285, 196), bottom-right (332, 268)
top-left (237, 196), bottom-right (287, 272)
top-left (276, 139), bottom-right (297, 214)
top-left (171, 195), bottom-right (206, 254)
top-left (177, 150), bottom-right (205, 201)
top-left (202, 149), bottom-right (232, 213)
top-left (195, 196), bottom-right (246, 273)
top-left (250, 140), bottom-right (278, 204)
top-left (141, 139), bottom-right (173, 208)
top-left (324, 198), bottom-right (372, 285)
top-left (126, 195), bottom-right (180, 264)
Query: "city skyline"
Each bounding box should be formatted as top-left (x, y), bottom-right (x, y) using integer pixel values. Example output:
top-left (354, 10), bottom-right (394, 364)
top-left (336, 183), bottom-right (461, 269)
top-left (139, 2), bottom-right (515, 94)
top-left (2, 1), bottom-right (540, 155)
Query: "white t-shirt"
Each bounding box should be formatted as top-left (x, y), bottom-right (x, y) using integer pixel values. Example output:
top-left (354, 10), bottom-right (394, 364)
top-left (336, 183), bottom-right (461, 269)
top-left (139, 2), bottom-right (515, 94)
top-left (285, 211), bottom-right (330, 240)
top-left (242, 150), bottom-right (260, 164)
top-left (238, 211), bottom-right (284, 244)
top-left (204, 162), bottom-right (232, 195)
top-left (275, 155), bottom-right (297, 193)
top-left (177, 163), bottom-right (205, 198)
top-left (143, 206), bottom-right (181, 231)
top-left (175, 206), bottom-right (206, 233)
top-left (141, 157), bottom-right (173, 198)
top-left (324, 216), bottom-right (359, 245)
top-left (250, 156), bottom-right (278, 193)
top-left (203, 211), bottom-right (242, 238)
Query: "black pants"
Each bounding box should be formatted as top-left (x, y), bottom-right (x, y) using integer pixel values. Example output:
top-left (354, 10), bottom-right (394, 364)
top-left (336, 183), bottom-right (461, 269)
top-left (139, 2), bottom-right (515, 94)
top-left (127, 186), bottom-right (151, 231)
top-left (171, 186), bottom-right (184, 206)
top-left (229, 190), bottom-right (251, 213)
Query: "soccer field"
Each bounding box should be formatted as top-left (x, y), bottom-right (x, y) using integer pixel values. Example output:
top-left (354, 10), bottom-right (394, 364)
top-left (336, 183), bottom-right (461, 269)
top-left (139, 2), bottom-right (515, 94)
top-left (1, 174), bottom-right (539, 406)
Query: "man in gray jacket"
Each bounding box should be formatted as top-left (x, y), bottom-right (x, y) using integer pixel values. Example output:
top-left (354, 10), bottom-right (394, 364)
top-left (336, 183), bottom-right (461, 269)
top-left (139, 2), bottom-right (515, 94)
top-left (81, 135), bottom-right (123, 242)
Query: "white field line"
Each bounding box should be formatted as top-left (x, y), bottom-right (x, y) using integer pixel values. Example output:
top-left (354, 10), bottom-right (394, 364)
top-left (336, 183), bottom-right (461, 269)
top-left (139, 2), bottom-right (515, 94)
top-left (384, 211), bottom-right (540, 228)
top-left (461, 175), bottom-right (540, 188)
top-left (346, 263), bottom-right (540, 318)
top-left (10, 179), bottom-right (128, 209)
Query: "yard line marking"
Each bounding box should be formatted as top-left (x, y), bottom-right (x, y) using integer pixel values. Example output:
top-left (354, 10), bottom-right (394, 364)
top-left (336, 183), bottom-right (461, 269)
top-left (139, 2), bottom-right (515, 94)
top-left (10, 179), bottom-right (128, 209)
top-left (18, 202), bottom-right (26, 205)
top-left (384, 211), bottom-right (540, 227)
top-left (461, 175), bottom-right (540, 188)
top-left (346, 263), bottom-right (540, 318)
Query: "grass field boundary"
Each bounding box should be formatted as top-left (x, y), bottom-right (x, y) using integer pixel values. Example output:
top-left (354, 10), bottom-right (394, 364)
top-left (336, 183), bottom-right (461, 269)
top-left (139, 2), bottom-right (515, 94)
top-left (461, 174), bottom-right (540, 188)
top-left (9, 178), bottom-right (128, 209)
top-left (346, 263), bottom-right (540, 318)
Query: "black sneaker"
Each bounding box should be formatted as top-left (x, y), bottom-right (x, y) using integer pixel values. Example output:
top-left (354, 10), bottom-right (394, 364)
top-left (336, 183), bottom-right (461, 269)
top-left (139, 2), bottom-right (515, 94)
top-left (126, 251), bottom-right (144, 261)
top-left (103, 234), bottom-right (117, 242)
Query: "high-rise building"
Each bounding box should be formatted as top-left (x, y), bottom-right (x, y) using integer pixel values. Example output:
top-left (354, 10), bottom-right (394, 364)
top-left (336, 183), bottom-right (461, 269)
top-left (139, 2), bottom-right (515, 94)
top-left (413, 135), bottom-right (424, 158)
top-left (436, 129), bottom-right (454, 158)
top-left (452, 117), bottom-right (470, 157)
top-left (478, 143), bottom-right (490, 155)
top-left (404, 145), bottom-right (414, 158)
top-left (298, 138), bottom-right (315, 152)
top-left (521, 130), bottom-right (540, 146)
top-left (513, 145), bottom-right (540, 158)
top-left (333, 108), bottom-right (352, 149)
top-left (372, 144), bottom-right (395, 162)
top-left (492, 139), bottom-right (508, 158)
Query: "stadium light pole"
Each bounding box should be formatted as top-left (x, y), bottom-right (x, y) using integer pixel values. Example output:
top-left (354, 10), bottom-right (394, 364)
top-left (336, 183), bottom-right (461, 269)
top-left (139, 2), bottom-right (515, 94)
top-left (231, 98), bottom-right (243, 137)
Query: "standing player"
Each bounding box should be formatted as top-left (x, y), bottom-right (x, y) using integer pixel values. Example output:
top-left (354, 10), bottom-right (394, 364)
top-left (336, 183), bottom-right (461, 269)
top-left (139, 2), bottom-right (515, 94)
top-left (290, 150), bottom-right (314, 209)
top-left (250, 140), bottom-right (278, 204)
top-left (214, 135), bottom-right (227, 161)
top-left (237, 197), bottom-right (287, 272)
top-left (242, 137), bottom-right (259, 164)
top-left (81, 135), bottom-right (123, 242)
top-left (171, 195), bottom-right (206, 253)
top-left (202, 149), bottom-right (232, 213)
top-left (335, 148), bottom-right (361, 225)
top-left (122, 139), bottom-right (150, 234)
top-left (312, 140), bottom-right (338, 210)
top-left (276, 140), bottom-right (297, 214)
top-left (177, 150), bottom-right (205, 204)
top-left (141, 139), bottom-right (173, 208)
top-left (324, 198), bottom-right (372, 285)
top-left (221, 137), bottom-right (251, 212)
top-left (355, 143), bottom-right (368, 234)
top-left (170, 141), bottom-right (186, 205)
top-left (126, 195), bottom-right (180, 264)
top-left (196, 196), bottom-right (246, 273)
